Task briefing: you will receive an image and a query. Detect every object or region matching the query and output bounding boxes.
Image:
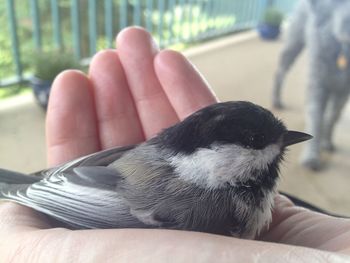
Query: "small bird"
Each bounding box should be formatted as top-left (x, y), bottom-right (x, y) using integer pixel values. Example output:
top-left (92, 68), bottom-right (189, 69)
top-left (0, 101), bottom-right (311, 239)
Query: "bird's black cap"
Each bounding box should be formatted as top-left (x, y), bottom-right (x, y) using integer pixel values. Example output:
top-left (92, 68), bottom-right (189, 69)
top-left (154, 101), bottom-right (310, 154)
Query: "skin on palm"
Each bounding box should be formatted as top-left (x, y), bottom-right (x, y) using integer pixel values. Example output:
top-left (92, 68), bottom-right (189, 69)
top-left (1, 196), bottom-right (349, 262)
top-left (0, 27), bottom-right (349, 262)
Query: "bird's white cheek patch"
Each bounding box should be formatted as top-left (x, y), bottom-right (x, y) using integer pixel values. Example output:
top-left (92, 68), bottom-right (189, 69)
top-left (170, 144), bottom-right (281, 189)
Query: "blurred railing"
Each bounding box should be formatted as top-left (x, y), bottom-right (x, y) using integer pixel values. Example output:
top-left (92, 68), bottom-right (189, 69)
top-left (0, 0), bottom-right (296, 87)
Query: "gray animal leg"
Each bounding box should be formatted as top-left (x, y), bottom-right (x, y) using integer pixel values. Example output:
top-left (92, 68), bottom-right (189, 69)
top-left (273, 42), bottom-right (304, 109)
top-left (301, 83), bottom-right (329, 171)
top-left (272, 0), bottom-right (306, 109)
top-left (322, 92), bottom-right (350, 152)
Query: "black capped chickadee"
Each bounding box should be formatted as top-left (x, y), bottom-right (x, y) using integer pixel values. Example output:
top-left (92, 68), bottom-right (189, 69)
top-left (0, 101), bottom-right (311, 239)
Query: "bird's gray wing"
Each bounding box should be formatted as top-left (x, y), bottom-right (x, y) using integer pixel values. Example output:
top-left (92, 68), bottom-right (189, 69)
top-left (0, 168), bottom-right (41, 184)
top-left (1, 165), bottom-right (148, 229)
top-left (32, 144), bottom-right (137, 179)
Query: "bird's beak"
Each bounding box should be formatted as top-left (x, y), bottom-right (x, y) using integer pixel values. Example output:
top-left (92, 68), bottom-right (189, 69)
top-left (282, 131), bottom-right (313, 147)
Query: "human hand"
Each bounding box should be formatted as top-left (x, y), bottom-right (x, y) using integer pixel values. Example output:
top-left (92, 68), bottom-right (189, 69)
top-left (1, 27), bottom-right (349, 262)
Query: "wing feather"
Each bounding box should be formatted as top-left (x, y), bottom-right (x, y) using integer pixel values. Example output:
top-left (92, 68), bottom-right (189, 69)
top-left (31, 145), bottom-right (136, 178)
top-left (1, 144), bottom-right (150, 229)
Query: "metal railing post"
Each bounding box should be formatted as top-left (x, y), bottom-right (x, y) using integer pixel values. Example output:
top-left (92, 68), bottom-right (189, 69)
top-left (6, 0), bottom-right (22, 81)
top-left (50, 0), bottom-right (63, 49)
top-left (88, 0), bottom-right (97, 56)
top-left (145, 0), bottom-right (154, 34)
top-left (104, 0), bottom-right (114, 48)
top-left (120, 0), bottom-right (128, 30)
top-left (30, 0), bottom-right (42, 50)
top-left (133, 0), bottom-right (141, 26)
top-left (71, 0), bottom-right (81, 59)
top-left (157, 0), bottom-right (165, 47)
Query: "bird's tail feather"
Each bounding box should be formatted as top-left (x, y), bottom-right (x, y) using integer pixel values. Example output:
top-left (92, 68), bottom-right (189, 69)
top-left (0, 168), bottom-right (41, 184)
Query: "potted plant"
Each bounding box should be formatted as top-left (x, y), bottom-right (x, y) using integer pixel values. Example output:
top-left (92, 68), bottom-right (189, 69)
top-left (257, 7), bottom-right (284, 40)
top-left (30, 51), bottom-right (81, 109)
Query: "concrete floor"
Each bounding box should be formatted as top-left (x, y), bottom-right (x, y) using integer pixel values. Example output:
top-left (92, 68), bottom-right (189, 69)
top-left (0, 31), bottom-right (349, 216)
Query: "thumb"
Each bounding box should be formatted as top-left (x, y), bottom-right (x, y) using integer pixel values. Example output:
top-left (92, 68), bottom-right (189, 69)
top-left (261, 194), bottom-right (350, 253)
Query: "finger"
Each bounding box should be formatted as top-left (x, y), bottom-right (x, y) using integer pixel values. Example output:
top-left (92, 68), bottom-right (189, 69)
top-left (117, 27), bottom-right (179, 139)
top-left (262, 194), bottom-right (350, 252)
top-left (154, 50), bottom-right (218, 120)
top-left (46, 70), bottom-right (100, 166)
top-left (89, 50), bottom-right (144, 148)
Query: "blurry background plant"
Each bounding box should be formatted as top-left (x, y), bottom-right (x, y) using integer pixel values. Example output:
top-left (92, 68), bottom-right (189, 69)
top-left (257, 7), bottom-right (284, 40)
top-left (0, 0), bottom-right (136, 97)
top-left (262, 7), bottom-right (284, 27)
top-left (30, 50), bottom-right (81, 109)
top-left (31, 51), bottom-right (81, 80)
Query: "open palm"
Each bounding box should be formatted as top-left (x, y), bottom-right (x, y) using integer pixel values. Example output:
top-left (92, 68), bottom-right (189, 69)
top-left (0, 27), bottom-right (349, 262)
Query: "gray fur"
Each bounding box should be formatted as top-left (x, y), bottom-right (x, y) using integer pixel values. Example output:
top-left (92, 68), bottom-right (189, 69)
top-left (272, 0), bottom-right (350, 170)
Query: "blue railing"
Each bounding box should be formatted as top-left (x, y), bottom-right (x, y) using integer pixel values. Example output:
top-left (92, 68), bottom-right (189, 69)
top-left (0, 0), bottom-right (296, 87)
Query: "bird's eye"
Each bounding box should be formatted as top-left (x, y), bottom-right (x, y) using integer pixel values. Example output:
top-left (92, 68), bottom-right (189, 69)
top-left (246, 133), bottom-right (266, 149)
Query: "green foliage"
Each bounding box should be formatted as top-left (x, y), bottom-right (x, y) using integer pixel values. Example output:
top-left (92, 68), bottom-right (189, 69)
top-left (0, 0), bottom-right (140, 81)
top-left (32, 51), bottom-right (81, 80)
top-left (0, 32), bottom-right (13, 80)
top-left (0, 85), bottom-right (30, 99)
top-left (0, 0), bottom-right (257, 92)
top-left (261, 8), bottom-right (284, 27)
